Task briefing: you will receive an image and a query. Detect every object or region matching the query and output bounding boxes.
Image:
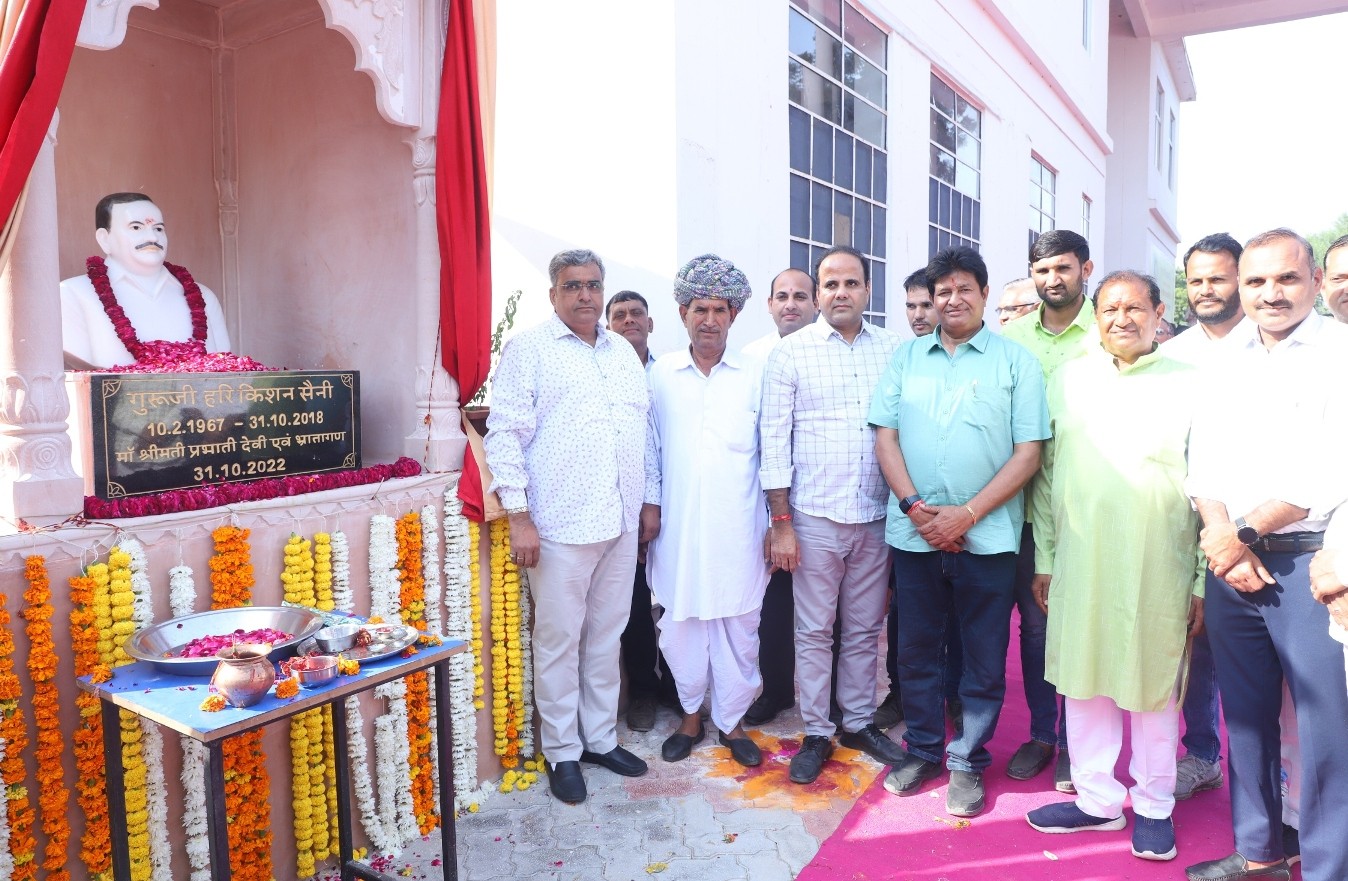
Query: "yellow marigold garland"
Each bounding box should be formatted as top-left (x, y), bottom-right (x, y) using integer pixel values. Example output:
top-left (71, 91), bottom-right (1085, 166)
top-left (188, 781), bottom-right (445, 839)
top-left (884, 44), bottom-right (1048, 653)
top-left (282, 533), bottom-right (316, 607)
top-left (285, 530), bottom-right (329, 878)
top-left (0, 588), bottom-right (36, 880)
top-left (21, 557), bottom-right (71, 881)
top-left (106, 547), bottom-right (153, 881)
top-left (469, 520), bottom-right (484, 711)
top-left (313, 533), bottom-right (335, 612)
top-left (397, 512), bottom-right (438, 834)
top-left (68, 571), bottom-right (112, 880)
top-left (210, 526), bottom-right (272, 881)
top-left (489, 518), bottom-right (526, 771)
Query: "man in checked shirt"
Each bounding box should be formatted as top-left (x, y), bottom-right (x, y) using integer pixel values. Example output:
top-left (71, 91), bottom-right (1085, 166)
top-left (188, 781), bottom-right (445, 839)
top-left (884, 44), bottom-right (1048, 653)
top-left (760, 245), bottom-right (906, 784)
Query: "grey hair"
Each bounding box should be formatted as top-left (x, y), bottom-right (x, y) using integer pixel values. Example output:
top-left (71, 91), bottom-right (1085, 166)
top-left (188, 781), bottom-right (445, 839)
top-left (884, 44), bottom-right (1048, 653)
top-left (1244, 228), bottom-right (1315, 273)
top-left (1093, 270), bottom-right (1161, 307)
top-left (548, 249), bottom-right (606, 286)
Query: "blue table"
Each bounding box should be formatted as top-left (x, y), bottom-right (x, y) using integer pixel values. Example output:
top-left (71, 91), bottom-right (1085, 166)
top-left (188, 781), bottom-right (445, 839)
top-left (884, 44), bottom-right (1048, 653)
top-left (78, 637), bottom-right (466, 881)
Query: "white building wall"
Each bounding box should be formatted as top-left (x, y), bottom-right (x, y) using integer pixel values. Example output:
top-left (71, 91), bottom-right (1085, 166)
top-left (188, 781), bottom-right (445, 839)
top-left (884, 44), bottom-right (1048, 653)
top-left (492, 0), bottom-right (1120, 354)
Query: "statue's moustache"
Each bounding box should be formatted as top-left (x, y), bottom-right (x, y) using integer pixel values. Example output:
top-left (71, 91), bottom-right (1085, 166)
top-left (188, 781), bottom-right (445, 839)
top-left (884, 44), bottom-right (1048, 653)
top-left (135, 241), bottom-right (163, 250)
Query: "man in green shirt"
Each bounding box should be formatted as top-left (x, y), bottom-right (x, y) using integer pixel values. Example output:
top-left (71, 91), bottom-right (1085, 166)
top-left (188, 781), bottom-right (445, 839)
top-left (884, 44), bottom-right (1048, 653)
top-left (999, 230), bottom-right (1097, 789)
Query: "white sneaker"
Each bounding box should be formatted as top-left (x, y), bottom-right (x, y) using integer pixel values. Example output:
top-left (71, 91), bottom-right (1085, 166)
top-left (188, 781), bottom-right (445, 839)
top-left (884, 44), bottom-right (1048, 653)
top-left (1173, 754), bottom-right (1223, 800)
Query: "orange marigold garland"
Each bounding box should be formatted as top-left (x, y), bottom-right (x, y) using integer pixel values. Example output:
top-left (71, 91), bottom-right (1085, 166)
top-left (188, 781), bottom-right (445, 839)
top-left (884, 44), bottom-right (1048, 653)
top-left (68, 570), bottom-right (112, 880)
top-left (22, 556), bottom-right (71, 881)
top-left (0, 587), bottom-right (36, 880)
top-left (397, 512), bottom-right (437, 834)
top-left (210, 526), bottom-right (273, 881)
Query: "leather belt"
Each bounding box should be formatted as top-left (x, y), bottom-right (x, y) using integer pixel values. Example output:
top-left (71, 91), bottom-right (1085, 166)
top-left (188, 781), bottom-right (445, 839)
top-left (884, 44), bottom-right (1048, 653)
top-left (1249, 531), bottom-right (1325, 554)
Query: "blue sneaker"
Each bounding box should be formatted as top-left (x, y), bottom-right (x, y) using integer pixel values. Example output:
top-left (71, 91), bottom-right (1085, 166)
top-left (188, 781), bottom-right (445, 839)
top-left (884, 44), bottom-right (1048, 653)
top-left (1027, 801), bottom-right (1126, 833)
top-left (1132, 815), bottom-right (1177, 861)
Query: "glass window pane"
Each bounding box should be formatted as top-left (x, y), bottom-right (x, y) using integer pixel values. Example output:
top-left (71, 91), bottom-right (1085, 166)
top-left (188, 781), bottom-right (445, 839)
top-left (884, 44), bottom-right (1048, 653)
top-left (955, 160), bottom-right (979, 198)
top-left (873, 206), bottom-right (886, 258)
top-left (961, 194), bottom-right (974, 236)
top-left (811, 181), bottom-right (832, 242)
top-left (1044, 192), bottom-right (1055, 218)
top-left (810, 244), bottom-right (827, 275)
top-left (871, 261), bottom-right (886, 315)
top-left (972, 200), bottom-right (981, 240)
top-left (873, 150), bottom-right (887, 201)
top-left (855, 144), bottom-right (873, 198)
top-left (789, 8), bottom-right (843, 79)
top-left (928, 177), bottom-right (939, 221)
top-left (956, 129), bottom-right (979, 166)
top-left (846, 93), bottom-right (885, 149)
top-left (844, 3), bottom-right (886, 68)
top-left (1029, 180), bottom-right (1041, 206)
top-left (789, 60), bottom-right (841, 123)
top-left (930, 114), bottom-right (956, 151)
top-left (938, 184), bottom-right (950, 228)
top-left (956, 95), bottom-right (981, 137)
top-left (796, 0), bottom-right (842, 35)
top-left (833, 191), bottom-right (854, 245)
top-left (930, 145), bottom-right (954, 185)
top-left (928, 225), bottom-right (938, 257)
top-left (843, 48), bottom-right (885, 107)
top-left (791, 240), bottom-right (811, 274)
top-left (1030, 206), bottom-right (1043, 234)
top-left (834, 129), bottom-right (854, 191)
top-left (855, 199), bottom-right (872, 253)
top-left (812, 117), bottom-right (833, 180)
top-left (930, 74), bottom-right (955, 117)
top-left (952, 193), bottom-right (963, 232)
top-left (789, 106), bottom-right (810, 172)
top-left (790, 174), bottom-right (811, 238)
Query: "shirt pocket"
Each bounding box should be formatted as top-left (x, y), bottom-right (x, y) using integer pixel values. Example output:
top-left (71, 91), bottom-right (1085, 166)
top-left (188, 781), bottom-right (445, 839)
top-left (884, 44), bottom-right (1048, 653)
top-left (960, 377), bottom-right (1013, 430)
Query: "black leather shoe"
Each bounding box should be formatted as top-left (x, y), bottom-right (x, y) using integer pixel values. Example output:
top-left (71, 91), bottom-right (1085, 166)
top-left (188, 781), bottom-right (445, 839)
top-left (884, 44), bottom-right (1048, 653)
top-left (579, 745), bottom-right (648, 777)
top-left (744, 694), bottom-right (792, 727)
top-left (626, 696), bottom-right (658, 732)
top-left (789, 735), bottom-right (834, 783)
top-left (660, 724), bottom-right (705, 762)
top-left (546, 760), bottom-right (586, 803)
top-left (883, 753), bottom-right (942, 795)
top-left (718, 732), bottom-right (762, 767)
top-left (947, 769), bottom-right (985, 817)
top-left (839, 723), bottom-right (906, 765)
top-left (1184, 853), bottom-right (1290, 881)
top-left (873, 692), bottom-right (903, 729)
top-left (1006, 740), bottom-right (1054, 780)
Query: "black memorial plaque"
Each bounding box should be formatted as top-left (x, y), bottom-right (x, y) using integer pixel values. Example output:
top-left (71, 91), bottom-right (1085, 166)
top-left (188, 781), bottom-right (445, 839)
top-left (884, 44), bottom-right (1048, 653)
top-left (89, 371), bottom-right (361, 499)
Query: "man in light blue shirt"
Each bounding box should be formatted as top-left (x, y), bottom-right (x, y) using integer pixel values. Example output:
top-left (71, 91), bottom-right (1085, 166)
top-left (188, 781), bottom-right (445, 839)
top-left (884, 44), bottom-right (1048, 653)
top-left (869, 246), bottom-right (1048, 818)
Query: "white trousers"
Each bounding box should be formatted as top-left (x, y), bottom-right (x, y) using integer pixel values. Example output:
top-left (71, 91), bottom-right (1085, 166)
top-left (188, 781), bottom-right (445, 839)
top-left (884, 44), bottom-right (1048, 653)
top-left (1067, 693), bottom-right (1179, 820)
top-left (529, 532), bottom-right (637, 762)
top-left (657, 609), bottom-right (762, 734)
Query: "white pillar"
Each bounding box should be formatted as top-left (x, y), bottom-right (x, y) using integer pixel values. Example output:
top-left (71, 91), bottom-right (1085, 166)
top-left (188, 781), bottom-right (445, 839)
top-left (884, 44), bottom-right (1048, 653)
top-left (0, 127), bottom-right (84, 520)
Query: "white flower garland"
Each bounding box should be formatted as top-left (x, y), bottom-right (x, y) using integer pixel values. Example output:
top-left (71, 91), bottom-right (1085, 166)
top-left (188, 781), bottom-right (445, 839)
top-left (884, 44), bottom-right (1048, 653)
top-left (368, 515), bottom-right (414, 852)
top-left (169, 564), bottom-right (211, 881)
top-left (331, 530), bottom-right (353, 614)
top-left (122, 538), bottom-right (173, 878)
top-left (442, 482), bottom-right (481, 811)
top-left (0, 736), bottom-right (12, 881)
top-left (420, 503), bottom-right (443, 807)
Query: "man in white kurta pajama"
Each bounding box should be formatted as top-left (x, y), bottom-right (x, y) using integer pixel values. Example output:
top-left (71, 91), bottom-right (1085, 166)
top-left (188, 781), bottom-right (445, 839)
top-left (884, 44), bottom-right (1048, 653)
top-left (645, 254), bottom-right (770, 767)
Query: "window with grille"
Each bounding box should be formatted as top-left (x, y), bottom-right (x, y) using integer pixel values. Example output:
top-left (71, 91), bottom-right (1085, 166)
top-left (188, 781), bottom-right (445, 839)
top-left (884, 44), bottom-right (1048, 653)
top-left (928, 73), bottom-right (981, 257)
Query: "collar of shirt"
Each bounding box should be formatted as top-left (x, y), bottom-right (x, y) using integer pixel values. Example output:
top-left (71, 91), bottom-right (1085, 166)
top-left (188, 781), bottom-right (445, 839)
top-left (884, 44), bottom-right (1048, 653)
top-left (924, 322), bottom-right (993, 354)
top-left (1236, 310), bottom-right (1329, 352)
top-left (547, 312), bottom-right (614, 349)
top-left (668, 345), bottom-right (746, 375)
top-left (1027, 298), bottom-right (1096, 338)
top-left (805, 317), bottom-right (881, 346)
top-left (107, 258), bottom-right (173, 300)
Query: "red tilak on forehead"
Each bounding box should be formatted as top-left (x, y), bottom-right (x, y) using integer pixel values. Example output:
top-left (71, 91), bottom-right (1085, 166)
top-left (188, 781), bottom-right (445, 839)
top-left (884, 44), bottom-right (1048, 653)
top-left (138, 218), bottom-right (160, 225)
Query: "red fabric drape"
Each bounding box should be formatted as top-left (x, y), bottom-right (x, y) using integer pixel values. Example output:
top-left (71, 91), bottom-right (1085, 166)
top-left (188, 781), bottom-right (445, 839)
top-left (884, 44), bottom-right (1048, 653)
top-left (437, 0), bottom-right (492, 520)
top-left (0, 0), bottom-right (83, 224)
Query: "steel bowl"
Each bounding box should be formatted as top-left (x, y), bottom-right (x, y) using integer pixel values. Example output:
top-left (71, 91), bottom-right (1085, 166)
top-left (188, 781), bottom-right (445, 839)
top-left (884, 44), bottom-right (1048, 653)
top-left (313, 623), bottom-right (361, 653)
top-left (291, 654), bottom-right (339, 688)
top-left (125, 606), bottom-right (326, 676)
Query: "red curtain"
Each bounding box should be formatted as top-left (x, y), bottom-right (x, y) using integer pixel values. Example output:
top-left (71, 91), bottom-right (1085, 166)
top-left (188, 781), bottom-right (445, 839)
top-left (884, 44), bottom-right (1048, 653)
top-left (0, 0), bottom-right (84, 226)
top-left (438, 0), bottom-right (492, 520)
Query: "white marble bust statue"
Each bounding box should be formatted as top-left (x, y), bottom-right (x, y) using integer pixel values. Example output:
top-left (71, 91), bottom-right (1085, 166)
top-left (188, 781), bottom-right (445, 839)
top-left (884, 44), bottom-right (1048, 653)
top-left (60, 192), bottom-right (231, 369)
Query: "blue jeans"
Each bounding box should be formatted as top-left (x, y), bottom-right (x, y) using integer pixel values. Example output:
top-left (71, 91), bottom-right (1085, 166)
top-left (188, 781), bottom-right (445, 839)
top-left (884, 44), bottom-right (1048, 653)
top-left (892, 548), bottom-right (1017, 773)
top-left (1014, 524), bottom-right (1067, 747)
top-left (887, 584), bottom-right (962, 702)
top-left (1180, 627), bottom-right (1221, 763)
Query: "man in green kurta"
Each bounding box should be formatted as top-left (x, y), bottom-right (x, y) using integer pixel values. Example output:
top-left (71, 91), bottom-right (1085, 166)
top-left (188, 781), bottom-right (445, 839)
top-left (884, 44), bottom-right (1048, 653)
top-left (1024, 271), bottom-right (1205, 864)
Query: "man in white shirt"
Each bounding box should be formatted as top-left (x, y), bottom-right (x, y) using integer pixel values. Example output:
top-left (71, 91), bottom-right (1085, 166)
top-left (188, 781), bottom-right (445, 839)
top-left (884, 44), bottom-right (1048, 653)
top-left (1322, 235), bottom-right (1348, 324)
top-left (760, 245), bottom-right (905, 784)
top-left (484, 249), bottom-right (652, 804)
top-left (995, 277), bottom-right (1039, 327)
top-left (61, 192), bottom-right (231, 368)
top-left (645, 255), bottom-right (769, 767)
top-left (1184, 229), bottom-right (1348, 881)
top-left (741, 267), bottom-right (819, 728)
top-left (1162, 233), bottom-right (1248, 804)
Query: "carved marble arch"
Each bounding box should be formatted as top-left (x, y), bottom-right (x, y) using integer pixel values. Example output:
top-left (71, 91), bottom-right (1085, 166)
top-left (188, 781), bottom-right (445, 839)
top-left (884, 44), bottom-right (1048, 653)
top-left (77, 0), bottom-right (434, 129)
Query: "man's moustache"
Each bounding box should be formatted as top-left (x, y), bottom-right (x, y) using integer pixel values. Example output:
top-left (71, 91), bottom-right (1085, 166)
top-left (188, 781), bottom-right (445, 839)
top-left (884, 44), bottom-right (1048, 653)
top-left (135, 242), bottom-right (164, 250)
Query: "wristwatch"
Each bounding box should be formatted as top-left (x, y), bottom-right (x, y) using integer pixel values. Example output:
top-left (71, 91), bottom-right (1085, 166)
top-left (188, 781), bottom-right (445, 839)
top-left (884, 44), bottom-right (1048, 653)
top-left (1234, 517), bottom-right (1260, 546)
top-left (899, 494), bottom-right (923, 515)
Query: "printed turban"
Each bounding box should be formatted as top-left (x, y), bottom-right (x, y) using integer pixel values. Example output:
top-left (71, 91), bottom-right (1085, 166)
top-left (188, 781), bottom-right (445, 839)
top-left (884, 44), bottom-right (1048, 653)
top-left (673, 253), bottom-right (752, 310)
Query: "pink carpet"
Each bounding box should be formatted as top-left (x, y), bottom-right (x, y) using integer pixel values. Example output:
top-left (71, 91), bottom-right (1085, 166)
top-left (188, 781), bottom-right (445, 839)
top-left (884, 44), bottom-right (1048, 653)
top-left (798, 616), bottom-right (1303, 881)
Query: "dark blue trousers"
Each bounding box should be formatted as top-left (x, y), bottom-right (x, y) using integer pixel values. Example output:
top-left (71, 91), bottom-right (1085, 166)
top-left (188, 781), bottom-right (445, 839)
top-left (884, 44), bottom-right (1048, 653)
top-left (1205, 551), bottom-right (1348, 880)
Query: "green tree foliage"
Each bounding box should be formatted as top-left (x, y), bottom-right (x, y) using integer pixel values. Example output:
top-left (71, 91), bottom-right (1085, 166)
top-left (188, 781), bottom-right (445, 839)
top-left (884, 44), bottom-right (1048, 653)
top-left (1173, 266), bottom-right (1193, 326)
top-left (1309, 212), bottom-right (1348, 267)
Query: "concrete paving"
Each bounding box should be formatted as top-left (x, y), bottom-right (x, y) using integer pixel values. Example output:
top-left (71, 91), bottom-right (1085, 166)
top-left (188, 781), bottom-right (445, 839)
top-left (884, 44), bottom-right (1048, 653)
top-left (385, 703), bottom-right (896, 881)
